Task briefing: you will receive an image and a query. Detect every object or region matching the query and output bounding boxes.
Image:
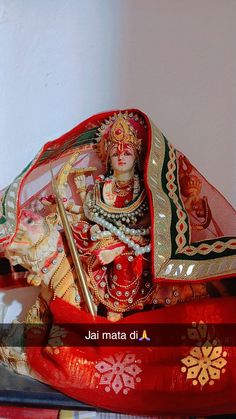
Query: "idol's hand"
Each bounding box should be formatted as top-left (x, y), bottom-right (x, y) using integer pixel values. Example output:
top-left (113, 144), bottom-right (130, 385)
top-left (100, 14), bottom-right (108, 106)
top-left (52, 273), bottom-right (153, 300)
top-left (90, 224), bottom-right (101, 237)
top-left (74, 174), bottom-right (87, 204)
top-left (90, 224), bottom-right (101, 241)
top-left (74, 174), bottom-right (86, 192)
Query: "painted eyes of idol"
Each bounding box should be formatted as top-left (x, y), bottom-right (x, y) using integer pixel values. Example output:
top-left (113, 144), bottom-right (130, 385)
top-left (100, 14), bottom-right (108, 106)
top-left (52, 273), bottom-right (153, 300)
top-left (25, 217), bottom-right (37, 226)
top-left (25, 217), bottom-right (34, 225)
top-left (111, 150), bottom-right (133, 158)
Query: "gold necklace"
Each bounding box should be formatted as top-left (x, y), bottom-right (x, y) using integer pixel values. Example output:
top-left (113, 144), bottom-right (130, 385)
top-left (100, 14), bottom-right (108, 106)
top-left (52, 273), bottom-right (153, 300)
top-left (112, 179), bottom-right (134, 197)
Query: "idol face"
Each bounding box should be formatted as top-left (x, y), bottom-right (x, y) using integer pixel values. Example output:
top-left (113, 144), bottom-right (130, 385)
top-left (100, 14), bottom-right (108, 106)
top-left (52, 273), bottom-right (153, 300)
top-left (109, 145), bottom-right (135, 174)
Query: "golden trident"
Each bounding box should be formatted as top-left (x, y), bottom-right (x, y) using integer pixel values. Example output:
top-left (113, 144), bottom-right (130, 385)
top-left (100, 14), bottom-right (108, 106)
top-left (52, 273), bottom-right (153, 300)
top-left (50, 166), bottom-right (96, 317)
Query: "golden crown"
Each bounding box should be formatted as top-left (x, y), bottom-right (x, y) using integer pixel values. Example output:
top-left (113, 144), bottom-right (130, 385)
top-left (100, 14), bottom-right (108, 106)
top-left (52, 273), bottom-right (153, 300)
top-left (96, 113), bottom-right (142, 161)
top-left (180, 174), bottom-right (202, 197)
top-left (108, 117), bottom-right (142, 153)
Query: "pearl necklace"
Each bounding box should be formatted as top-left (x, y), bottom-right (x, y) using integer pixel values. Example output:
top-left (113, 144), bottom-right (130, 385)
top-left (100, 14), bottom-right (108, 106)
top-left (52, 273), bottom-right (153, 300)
top-left (91, 213), bottom-right (151, 256)
top-left (91, 225), bottom-right (150, 241)
top-left (89, 199), bottom-right (149, 226)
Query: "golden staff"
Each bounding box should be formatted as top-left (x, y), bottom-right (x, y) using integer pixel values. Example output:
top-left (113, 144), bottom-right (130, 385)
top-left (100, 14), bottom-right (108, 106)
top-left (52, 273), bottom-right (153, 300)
top-left (50, 166), bottom-right (96, 317)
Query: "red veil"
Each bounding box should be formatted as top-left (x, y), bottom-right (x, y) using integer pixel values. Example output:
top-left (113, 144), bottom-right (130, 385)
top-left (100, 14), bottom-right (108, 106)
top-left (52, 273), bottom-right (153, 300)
top-left (0, 109), bottom-right (236, 415)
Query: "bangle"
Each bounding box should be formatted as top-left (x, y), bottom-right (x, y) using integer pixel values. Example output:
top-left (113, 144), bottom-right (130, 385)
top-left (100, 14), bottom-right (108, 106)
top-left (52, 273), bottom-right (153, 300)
top-left (76, 187), bottom-right (86, 193)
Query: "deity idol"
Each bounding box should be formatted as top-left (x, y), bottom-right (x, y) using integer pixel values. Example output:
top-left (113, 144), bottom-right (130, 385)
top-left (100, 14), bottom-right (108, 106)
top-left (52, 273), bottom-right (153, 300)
top-left (69, 115), bottom-right (152, 321)
top-left (0, 109), bottom-right (236, 416)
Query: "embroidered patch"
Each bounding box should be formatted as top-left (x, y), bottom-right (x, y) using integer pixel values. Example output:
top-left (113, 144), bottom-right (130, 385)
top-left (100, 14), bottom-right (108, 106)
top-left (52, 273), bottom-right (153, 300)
top-left (181, 321), bottom-right (227, 386)
top-left (95, 353), bottom-right (142, 395)
top-left (47, 325), bottom-right (68, 355)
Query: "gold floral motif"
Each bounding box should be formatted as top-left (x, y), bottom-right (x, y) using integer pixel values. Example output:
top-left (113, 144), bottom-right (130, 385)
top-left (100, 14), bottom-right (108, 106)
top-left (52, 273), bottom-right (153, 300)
top-left (47, 325), bottom-right (68, 355)
top-left (48, 325), bottom-right (67, 346)
top-left (181, 321), bottom-right (227, 386)
top-left (95, 353), bottom-right (142, 395)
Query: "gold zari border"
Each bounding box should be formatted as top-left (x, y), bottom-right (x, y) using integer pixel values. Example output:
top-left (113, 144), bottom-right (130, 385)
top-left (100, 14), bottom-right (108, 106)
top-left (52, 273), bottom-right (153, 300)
top-left (158, 254), bottom-right (236, 280)
top-left (181, 239), bottom-right (236, 256)
top-left (148, 120), bottom-right (236, 281)
top-left (165, 142), bottom-right (235, 258)
top-left (147, 122), bottom-right (172, 275)
top-left (165, 143), bottom-right (188, 252)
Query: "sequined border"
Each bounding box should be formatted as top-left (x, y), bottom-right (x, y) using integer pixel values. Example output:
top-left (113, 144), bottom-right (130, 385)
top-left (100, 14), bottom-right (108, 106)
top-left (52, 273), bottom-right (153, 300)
top-left (149, 121), bottom-right (236, 281)
top-left (165, 142), bottom-right (236, 258)
top-left (159, 254), bottom-right (236, 280)
top-left (165, 143), bottom-right (189, 252)
top-left (147, 122), bottom-right (172, 274)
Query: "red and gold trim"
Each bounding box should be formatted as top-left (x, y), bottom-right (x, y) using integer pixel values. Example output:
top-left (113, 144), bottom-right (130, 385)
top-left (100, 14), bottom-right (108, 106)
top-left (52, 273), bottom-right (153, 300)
top-left (165, 143), bottom-right (188, 251)
top-left (148, 121), bottom-right (236, 282)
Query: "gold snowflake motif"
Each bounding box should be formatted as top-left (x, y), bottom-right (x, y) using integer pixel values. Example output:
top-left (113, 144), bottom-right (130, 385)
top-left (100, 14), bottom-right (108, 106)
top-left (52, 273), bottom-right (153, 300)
top-left (181, 321), bottom-right (227, 386)
top-left (95, 353), bottom-right (142, 395)
top-left (47, 325), bottom-right (68, 355)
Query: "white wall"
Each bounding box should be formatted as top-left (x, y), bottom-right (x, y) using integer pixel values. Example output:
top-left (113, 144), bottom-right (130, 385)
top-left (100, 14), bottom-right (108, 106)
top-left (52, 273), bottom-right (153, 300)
top-left (0, 0), bottom-right (236, 320)
top-left (0, 0), bottom-right (236, 206)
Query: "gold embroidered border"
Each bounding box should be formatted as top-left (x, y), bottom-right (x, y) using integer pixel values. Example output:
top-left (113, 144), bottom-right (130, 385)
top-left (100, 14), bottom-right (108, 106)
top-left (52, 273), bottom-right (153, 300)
top-left (181, 239), bottom-right (236, 256)
top-left (164, 143), bottom-right (236, 258)
top-left (148, 122), bottom-right (172, 276)
top-left (148, 120), bottom-right (236, 280)
top-left (2, 175), bottom-right (24, 238)
top-left (159, 254), bottom-right (236, 280)
top-left (1, 147), bottom-right (43, 240)
top-left (165, 143), bottom-right (188, 251)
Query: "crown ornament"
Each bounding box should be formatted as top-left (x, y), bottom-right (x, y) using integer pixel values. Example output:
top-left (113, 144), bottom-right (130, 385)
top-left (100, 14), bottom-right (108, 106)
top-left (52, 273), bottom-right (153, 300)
top-left (180, 174), bottom-right (202, 197)
top-left (109, 117), bottom-right (142, 153)
top-left (96, 112), bottom-right (143, 162)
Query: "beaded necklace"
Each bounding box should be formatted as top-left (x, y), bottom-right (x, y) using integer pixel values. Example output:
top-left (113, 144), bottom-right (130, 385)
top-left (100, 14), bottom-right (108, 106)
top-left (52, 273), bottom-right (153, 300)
top-left (85, 185), bottom-right (151, 256)
top-left (112, 179), bottom-right (134, 197)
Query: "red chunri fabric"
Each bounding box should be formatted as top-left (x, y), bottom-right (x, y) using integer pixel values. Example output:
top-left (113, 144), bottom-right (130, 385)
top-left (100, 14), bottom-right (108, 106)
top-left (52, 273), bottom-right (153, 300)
top-left (26, 296), bottom-right (236, 416)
